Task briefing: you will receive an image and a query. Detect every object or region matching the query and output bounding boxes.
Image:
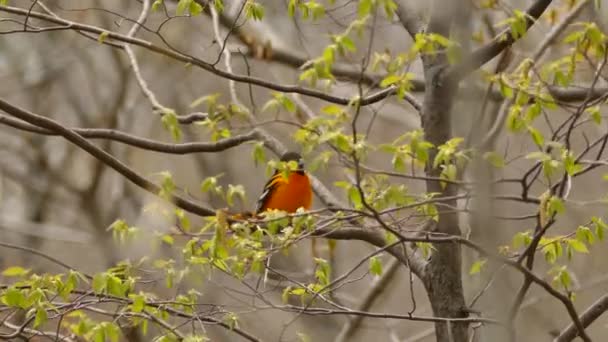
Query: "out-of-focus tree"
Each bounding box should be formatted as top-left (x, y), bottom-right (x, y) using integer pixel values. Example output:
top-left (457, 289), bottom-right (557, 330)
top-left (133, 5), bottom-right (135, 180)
top-left (0, 1), bottom-right (607, 341)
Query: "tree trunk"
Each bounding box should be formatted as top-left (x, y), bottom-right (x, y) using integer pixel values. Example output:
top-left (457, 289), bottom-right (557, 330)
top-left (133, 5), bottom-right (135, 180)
top-left (421, 64), bottom-right (469, 341)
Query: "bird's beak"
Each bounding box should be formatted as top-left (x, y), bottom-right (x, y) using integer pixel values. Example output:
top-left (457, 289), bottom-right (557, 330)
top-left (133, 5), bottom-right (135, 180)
top-left (297, 159), bottom-right (305, 171)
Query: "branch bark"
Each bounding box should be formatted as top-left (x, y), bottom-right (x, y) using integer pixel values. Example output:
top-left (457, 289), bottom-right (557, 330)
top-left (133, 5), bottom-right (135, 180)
top-left (0, 97), bottom-right (216, 217)
top-left (554, 294), bottom-right (608, 342)
top-left (448, 0), bottom-right (554, 81)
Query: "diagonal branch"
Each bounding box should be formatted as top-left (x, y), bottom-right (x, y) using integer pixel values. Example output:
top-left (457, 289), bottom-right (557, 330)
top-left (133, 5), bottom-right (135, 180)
top-left (554, 294), bottom-right (608, 342)
top-left (0, 97), bottom-right (216, 217)
top-left (395, 0), bottom-right (426, 39)
top-left (448, 0), bottom-right (554, 81)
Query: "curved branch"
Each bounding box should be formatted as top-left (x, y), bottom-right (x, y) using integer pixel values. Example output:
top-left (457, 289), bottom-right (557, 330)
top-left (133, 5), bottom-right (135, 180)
top-left (0, 114), bottom-right (259, 154)
top-left (448, 0), bottom-right (554, 81)
top-left (0, 5), bottom-right (394, 107)
top-left (0, 97), bottom-right (216, 217)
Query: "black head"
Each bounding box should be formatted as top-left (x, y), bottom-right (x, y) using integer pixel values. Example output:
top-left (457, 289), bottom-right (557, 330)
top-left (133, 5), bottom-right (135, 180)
top-left (280, 151), bottom-right (302, 162)
top-left (280, 151), bottom-right (304, 170)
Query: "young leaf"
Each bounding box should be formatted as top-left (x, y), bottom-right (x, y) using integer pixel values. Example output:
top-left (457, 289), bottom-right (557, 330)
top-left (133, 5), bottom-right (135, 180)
top-left (469, 259), bottom-right (487, 275)
top-left (369, 256), bottom-right (383, 276)
top-left (2, 266), bottom-right (30, 277)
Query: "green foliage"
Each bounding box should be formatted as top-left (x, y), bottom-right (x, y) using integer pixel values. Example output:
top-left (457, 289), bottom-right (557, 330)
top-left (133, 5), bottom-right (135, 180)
top-left (288, 0), bottom-right (325, 21)
top-left (585, 105), bottom-right (602, 125)
top-left (176, 0), bottom-right (203, 16)
top-left (415, 242), bottom-right (435, 259)
top-left (251, 142), bottom-right (266, 166)
top-left (98, 31), bottom-right (109, 44)
top-left (550, 265), bottom-right (572, 291)
top-left (512, 231), bottom-right (532, 249)
top-left (294, 105), bottom-right (361, 155)
top-left (497, 10), bottom-right (527, 40)
top-left (483, 151), bottom-right (505, 168)
top-left (299, 17), bottom-right (367, 87)
top-left (161, 109), bottom-right (182, 141)
top-left (158, 171), bottom-right (176, 200)
top-left (245, 1), bottom-right (265, 20)
top-left (152, 0), bottom-right (164, 11)
top-left (469, 259), bottom-right (487, 275)
top-left (369, 256), bottom-right (383, 276)
top-left (262, 92), bottom-right (296, 114)
top-left (2, 266), bottom-right (30, 277)
top-left (381, 129), bottom-right (434, 171)
top-left (109, 219), bottom-right (140, 244)
top-left (314, 258), bottom-right (331, 286)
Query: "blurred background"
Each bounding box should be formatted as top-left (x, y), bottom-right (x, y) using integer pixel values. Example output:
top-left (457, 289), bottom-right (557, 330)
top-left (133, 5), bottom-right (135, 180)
top-left (0, 0), bottom-right (607, 341)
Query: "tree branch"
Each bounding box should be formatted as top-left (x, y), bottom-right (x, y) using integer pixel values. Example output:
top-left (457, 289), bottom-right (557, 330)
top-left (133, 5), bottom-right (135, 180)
top-left (0, 114), bottom-right (259, 154)
top-left (448, 0), bottom-right (554, 81)
top-left (554, 294), bottom-right (608, 342)
top-left (0, 5), bottom-right (395, 107)
top-left (0, 97), bottom-right (216, 217)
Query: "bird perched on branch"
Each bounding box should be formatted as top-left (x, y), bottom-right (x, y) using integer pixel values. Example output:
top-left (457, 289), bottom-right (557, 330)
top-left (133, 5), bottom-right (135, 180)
top-left (255, 151), bottom-right (312, 214)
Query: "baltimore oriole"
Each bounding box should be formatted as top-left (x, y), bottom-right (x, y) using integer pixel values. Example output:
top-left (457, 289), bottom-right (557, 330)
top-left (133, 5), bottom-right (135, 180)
top-left (254, 152), bottom-right (330, 262)
top-left (255, 151), bottom-right (312, 214)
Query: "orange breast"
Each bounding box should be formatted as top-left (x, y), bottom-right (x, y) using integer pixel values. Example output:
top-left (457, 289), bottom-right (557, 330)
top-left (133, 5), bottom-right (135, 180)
top-left (261, 172), bottom-right (312, 213)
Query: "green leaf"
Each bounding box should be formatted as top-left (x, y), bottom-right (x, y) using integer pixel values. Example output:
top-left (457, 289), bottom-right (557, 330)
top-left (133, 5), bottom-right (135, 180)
top-left (161, 109), bottom-right (182, 141)
top-left (245, 1), bottom-right (265, 20)
top-left (586, 105), bottom-right (602, 125)
top-left (369, 256), bottom-right (383, 276)
top-left (525, 103), bottom-right (541, 122)
top-left (105, 322), bottom-right (121, 342)
top-left (314, 258), bottom-right (331, 286)
top-left (297, 332), bottom-right (312, 342)
top-left (592, 217), bottom-right (606, 240)
top-left (576, 225), bottom-right (595, 245)
top-left (1, 288), bottom-right (26, 308)
top-left (358, 0), bottom-right (373, 17)
top-left (547, 196), bottom-right (565, 216)
top-left (92, 273), bottom-right (107, 294)
top-left (282, 287), bottom-right (291, 303)
top-left (252, 142), bottom-right (266, 166)
top-left (161, 234), bottom-right (174, 246)
top-left (98, 31), bottom-right (110, 44)
top-left (415, 242), bottom-right (435, 259)
top-left (34, 307), bottom-right (48, 328)
top-left (2, 266), bottom-right (30, 277)
top-left (130, 293), bottom-right (146, 313)
top-left (527, 126), bottom-right (545, 147)
top-left (214, 0), bottom-right (224, 12)
top-left (469, 259), bottom-right (487, 275)
top-left (227, 184), bottom-right (246, 206)
top-left (380, 74), bottom-right (402, 88)
top-left (440, 163), bottom-right (457, 188)
top-left (567, 239), bottom-right (589, 253)
top-left (189, 1), bottom-right (203, 16)
top-left (347, 186), bottom-right (363, 209)
top-left (152, 0), bottom-right (164, 11)
top-left (176, 0), bottom-right (191, 15)
top-left (512, 231), bottom-right (532, 249)
top-left (288, 0), bottom-right (297, 17)
top-left (483, 151), bottom-right (505, 168)
top-left (499, 79), bottom-right (514, 99)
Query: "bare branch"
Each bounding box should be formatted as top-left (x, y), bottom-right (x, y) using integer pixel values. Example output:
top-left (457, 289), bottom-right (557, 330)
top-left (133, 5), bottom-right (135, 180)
top-left (0, 113), bottom-right (260, 154)
top-left (554, 294), bottom-right (608, 342)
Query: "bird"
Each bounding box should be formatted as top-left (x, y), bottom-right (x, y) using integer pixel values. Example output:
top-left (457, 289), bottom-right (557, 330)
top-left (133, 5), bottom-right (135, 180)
top-left (255, 151), bottom-right (312, 214)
